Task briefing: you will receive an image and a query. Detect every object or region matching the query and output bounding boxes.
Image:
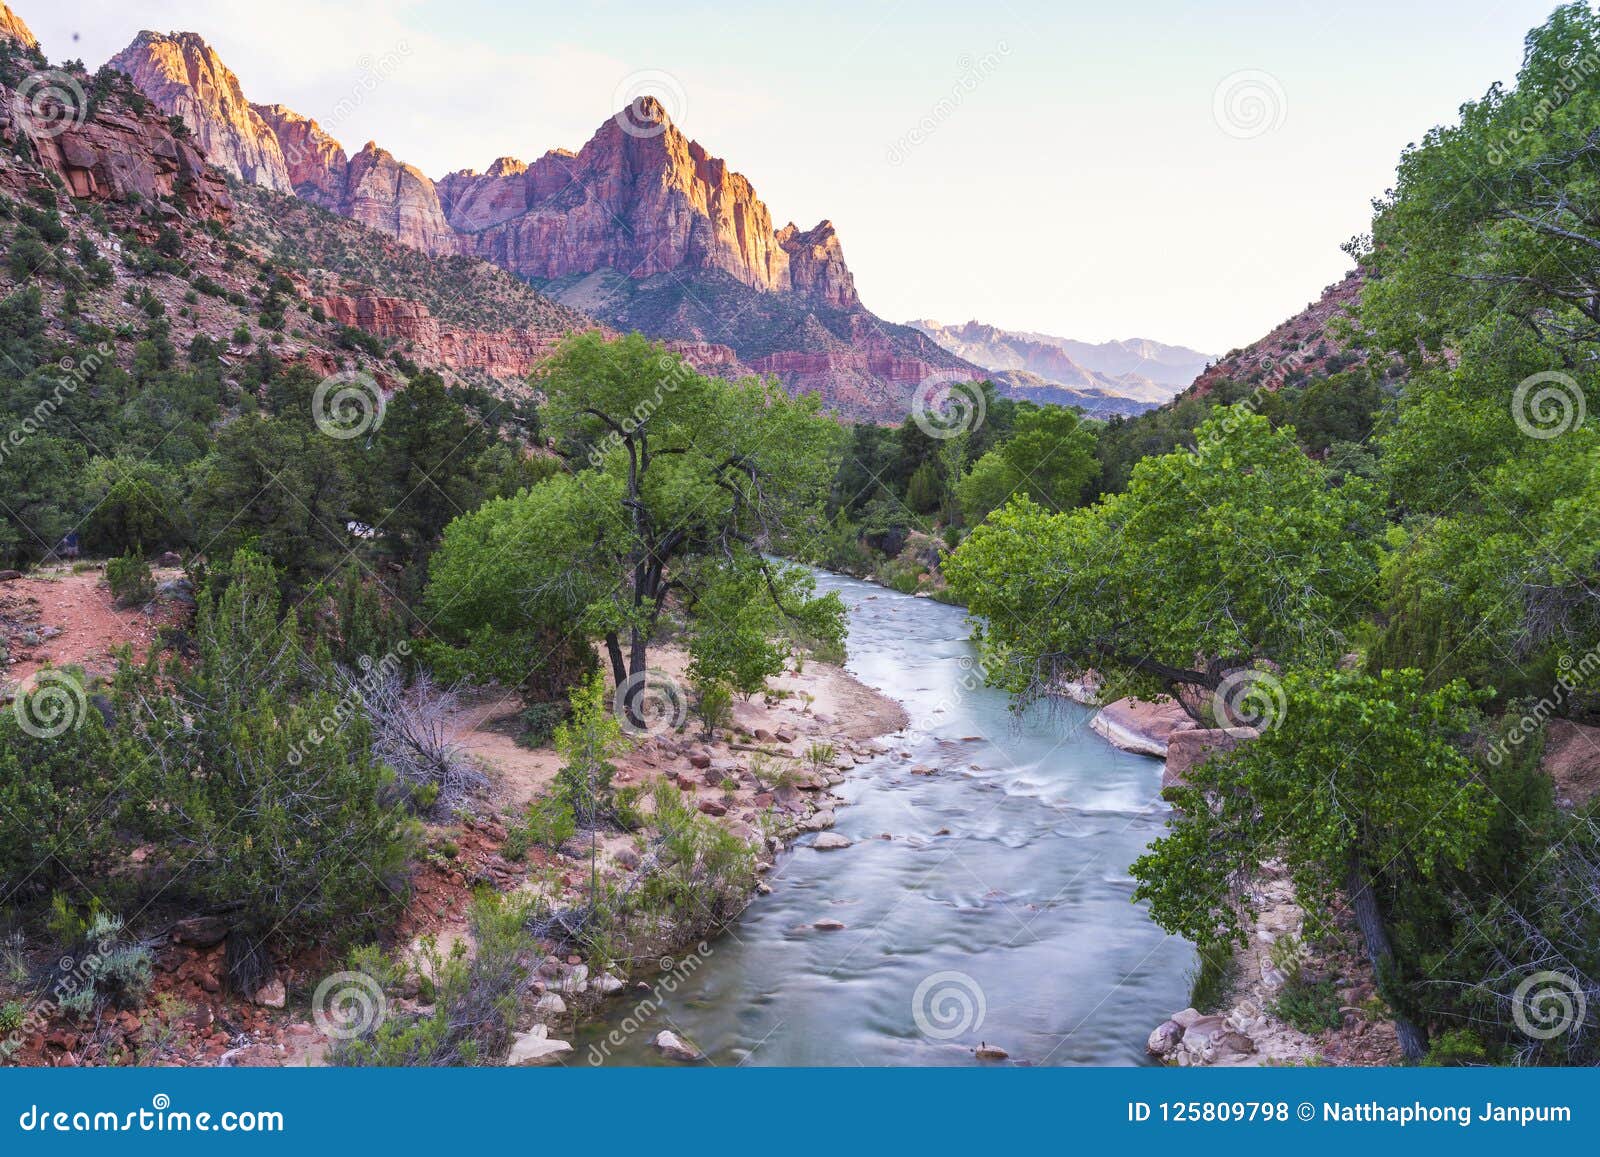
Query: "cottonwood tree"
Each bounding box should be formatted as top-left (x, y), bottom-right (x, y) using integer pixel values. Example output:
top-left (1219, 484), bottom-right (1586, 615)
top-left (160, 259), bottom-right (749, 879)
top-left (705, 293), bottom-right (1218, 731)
top-left (944, 408), bottom-right (1382, 718)
top-left (426, 334), bottom-right (845, 717)
top-left (1130, 668), bottom-right (1491, 1059)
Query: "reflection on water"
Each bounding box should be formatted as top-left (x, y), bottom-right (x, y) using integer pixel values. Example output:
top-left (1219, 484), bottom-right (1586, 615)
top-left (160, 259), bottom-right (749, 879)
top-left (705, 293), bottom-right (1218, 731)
top-left (577, 571), bottom-right (1194, 1066)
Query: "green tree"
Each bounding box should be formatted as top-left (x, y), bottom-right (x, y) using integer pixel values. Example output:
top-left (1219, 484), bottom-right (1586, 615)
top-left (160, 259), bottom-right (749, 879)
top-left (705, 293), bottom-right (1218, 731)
top-left (190, 415), bottom-right (352, 585)
top-left (1131, 669), bottom-right (1491, 1058)
top-left (945, 408), bottom-right (1381, 714)
top-left (120, 551), bottom-right (417, 986)
top-left (430, 333), bottom-right (846, 718)
top-left (957, 405), bottom-right (1099, 523)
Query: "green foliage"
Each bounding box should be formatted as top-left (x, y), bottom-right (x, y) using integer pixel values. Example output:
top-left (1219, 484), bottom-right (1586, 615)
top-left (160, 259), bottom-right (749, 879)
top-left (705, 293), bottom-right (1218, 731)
top-left (118, 551), bottom-right (417, 975)
top-left (1271, 979), bottom-right (1344, 1034)
top-left (553, 671), bottom-right (628, 828)
top-left (0, 682), bottom-right (120, 899)
top-left (693, 678), bottom-right (734, 740)
top-left (1187, 942), bottom-right (1236, 1014)
top-left (427, 335), bottom-right (845, 704)
top-left (105, 550), bottom-right (154, 607)
top-left (331, 893), bottom-right (535, 1066)
top-left (1132, 669), bottom-right (1489, 952)
top-left (504, 796), bottom-right (576, 860)
top-left (515, 701), bottom-right (569, 749)
top-left (1422, 1028), bottom-right (1489, 1067)
top-left (957, 404), bottom-right (1099, 523)
top-left (947, 409), bottom-right (1381, 709)
top-left (639, 780), bottom-right (756, 931)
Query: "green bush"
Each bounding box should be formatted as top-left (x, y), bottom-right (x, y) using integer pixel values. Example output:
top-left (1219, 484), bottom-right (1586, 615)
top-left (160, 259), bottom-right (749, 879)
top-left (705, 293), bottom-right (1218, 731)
top-left (506, 796), bottom-right (576, 858)
top-left (515, 701), bottom-right (568, 749)
top-left (330, 894), bottom-right (535, 1066)
top-left (105, 550), bottom-right (154, 607)
top-left (1271, 978), bottom-right (1344, 1034)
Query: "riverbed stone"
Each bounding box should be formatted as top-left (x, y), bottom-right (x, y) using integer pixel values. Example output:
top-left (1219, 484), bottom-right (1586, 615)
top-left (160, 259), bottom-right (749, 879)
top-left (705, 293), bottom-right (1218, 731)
top-left (508, 1026), bottom-right (573, 1066)
top-left (975, 1043), bottom-right (1009, 1060)
top-left (812, 832), bottom-right (852, 850)
top-left (813, 918), bottom-right (846, 931)
top-left (653, 1029), bottom-right (704, 1061)
top-left (1147, 1020), bottom-right (1185, 1057)
top-left (534, 992), bottom-right (567, 1015)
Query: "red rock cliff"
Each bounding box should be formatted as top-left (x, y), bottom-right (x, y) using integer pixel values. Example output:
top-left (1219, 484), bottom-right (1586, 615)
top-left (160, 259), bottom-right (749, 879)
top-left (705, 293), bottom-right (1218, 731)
top-left (108, 31), bottom-right (293, 193)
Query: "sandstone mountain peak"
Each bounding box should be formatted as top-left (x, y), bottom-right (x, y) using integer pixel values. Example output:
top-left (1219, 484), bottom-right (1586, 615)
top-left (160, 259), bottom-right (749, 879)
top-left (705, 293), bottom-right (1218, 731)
top-left (108, 29), bottom-right (294, 193)
top-left (104, 24), bottom-right (978, 417)
top-left (0, 1), bottom-right (37, 47)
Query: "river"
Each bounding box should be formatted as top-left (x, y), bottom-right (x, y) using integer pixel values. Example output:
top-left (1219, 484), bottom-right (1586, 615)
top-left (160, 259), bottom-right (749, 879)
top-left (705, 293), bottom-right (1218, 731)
top-left (576, 568), bottom-right (1195, 1065)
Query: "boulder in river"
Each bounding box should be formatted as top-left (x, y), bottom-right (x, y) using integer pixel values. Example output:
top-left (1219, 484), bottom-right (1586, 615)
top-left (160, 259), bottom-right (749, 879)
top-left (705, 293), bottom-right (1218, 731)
top-left (653, 1029), bottom-right (704, 1062)
top-left (1147, 1020), bottom-right (1185, 1057)
top-left (812, 832), bottom-right (852, 850)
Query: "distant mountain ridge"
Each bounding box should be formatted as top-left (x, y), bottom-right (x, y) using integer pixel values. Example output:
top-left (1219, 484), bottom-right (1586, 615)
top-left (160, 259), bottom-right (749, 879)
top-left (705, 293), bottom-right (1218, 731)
top-left (105, 28), bottom-right (978, 420)
top-left (907, 318), bottom-right (1211, 414)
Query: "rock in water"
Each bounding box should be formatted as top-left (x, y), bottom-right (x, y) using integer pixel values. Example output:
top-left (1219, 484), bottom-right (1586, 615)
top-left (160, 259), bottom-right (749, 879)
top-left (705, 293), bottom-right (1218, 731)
top-left (1147, 1020), bottom-right (1185, 1057)
top-left (652, 1029), bottom-right (704, 1062)
top-left (975, 1043), bottom-right (1009, 1060)
top-left (812, 832), bottom-right (852, 850)
top-left (507, 1026), bottom-right (573, 1066)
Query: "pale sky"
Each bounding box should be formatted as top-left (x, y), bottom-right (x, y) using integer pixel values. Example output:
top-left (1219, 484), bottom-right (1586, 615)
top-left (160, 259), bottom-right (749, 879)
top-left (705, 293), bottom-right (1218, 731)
top-left (26, 0), bottom-right (1563, 352)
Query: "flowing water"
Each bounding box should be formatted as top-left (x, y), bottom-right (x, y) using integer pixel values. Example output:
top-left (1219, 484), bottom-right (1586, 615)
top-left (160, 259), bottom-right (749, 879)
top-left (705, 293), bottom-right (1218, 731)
top-left (577, 569), bottom-right (1195, 1066)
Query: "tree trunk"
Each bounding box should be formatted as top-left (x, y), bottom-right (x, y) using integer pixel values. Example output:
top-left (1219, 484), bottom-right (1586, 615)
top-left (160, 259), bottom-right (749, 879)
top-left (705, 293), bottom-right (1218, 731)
top-left (604, 632), bottom-right (626, 689)
top-left (1345, 857), bottom-right (1427, 1060)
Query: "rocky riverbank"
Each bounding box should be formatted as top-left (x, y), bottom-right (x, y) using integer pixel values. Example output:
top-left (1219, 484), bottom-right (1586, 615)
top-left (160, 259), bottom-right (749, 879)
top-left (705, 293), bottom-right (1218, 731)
top-left (448, 648), bottom-right (910, 1065)
top-left (1145, 863), bottom-right (1403, 1067)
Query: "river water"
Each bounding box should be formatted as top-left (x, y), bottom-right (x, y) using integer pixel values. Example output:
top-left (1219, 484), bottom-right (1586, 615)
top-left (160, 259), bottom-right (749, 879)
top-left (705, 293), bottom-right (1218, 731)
top-left (577, 569), bottom-right (1194, 1066)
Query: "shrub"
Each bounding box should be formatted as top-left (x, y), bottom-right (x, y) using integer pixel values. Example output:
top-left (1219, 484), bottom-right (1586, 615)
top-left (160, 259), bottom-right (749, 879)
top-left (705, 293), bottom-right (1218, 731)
top-left (105, 550), bottom-right (154, 607)
top-left (507, 796), bottom-right (576, 857)
top-left (1271, 978), bottom-right (1344, 1034)
top-left (0, 684), bottom-right (119, 898)
top-left (330, 894), bottom-right (536, 1066)
top-left (637, 781), bottom-right (755, 931)
top-left (516, 701), bottom-right (568, 749)
top-left (693, 678), bottom-right (733, 740)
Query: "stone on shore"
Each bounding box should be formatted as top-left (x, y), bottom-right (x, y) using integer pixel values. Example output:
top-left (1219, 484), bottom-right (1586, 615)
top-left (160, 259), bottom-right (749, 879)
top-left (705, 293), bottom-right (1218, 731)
top-left (1089, 696), bottom-right (1197, 757)
top-left (1162, 727), bottom-right (1258, 793)
top-left (508, 1025), bottom-right (573, 1066)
